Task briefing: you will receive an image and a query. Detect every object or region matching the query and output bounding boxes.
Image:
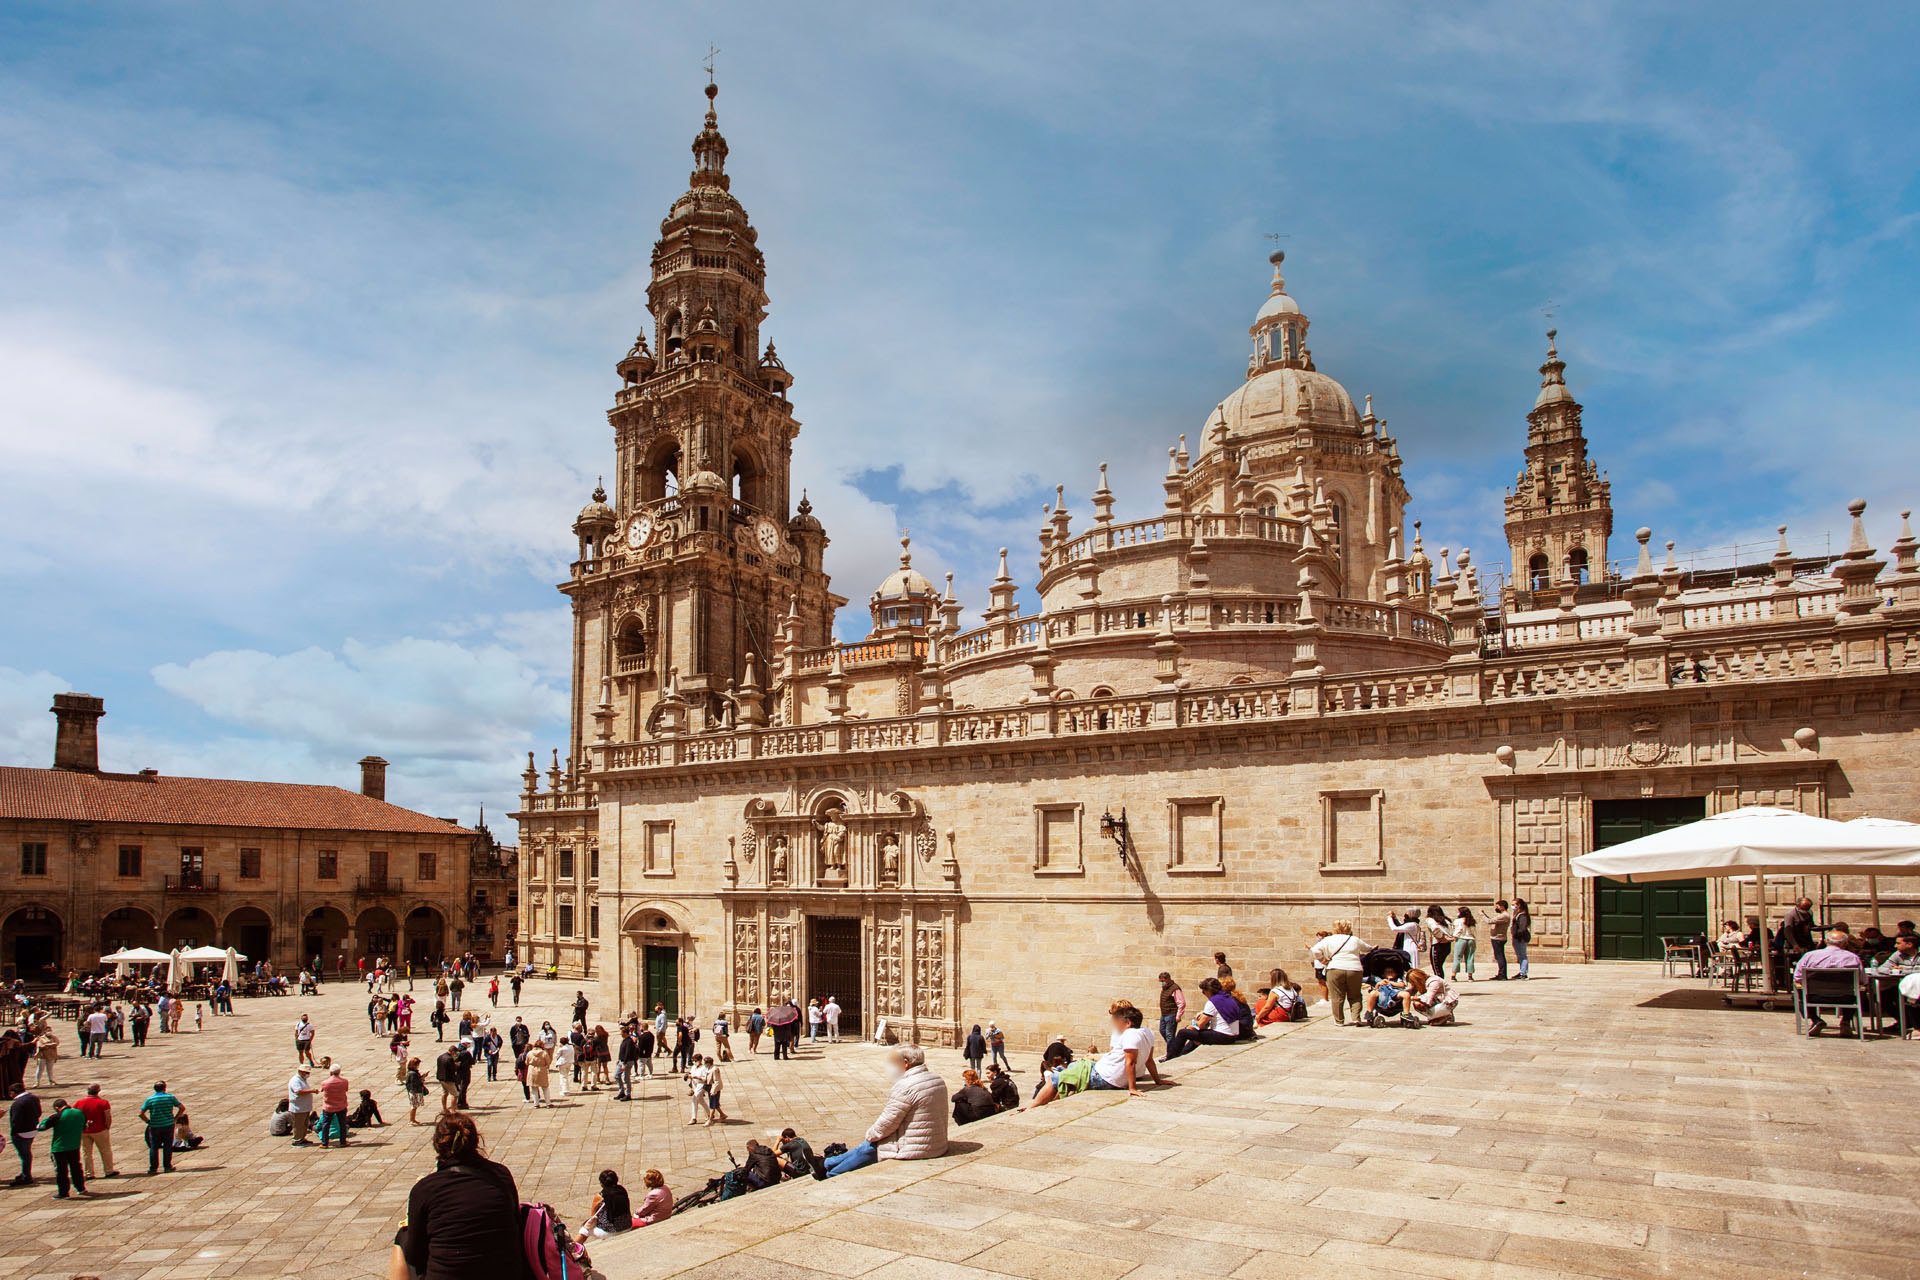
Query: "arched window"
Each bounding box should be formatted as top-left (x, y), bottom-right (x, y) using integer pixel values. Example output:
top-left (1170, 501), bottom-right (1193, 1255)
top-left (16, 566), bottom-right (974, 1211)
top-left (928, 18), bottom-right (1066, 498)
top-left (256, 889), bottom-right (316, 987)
top-left (615, 616), bottom-right (646, 662)
top-left (730, 451), bottom-right (759, 507)
top-left (1528, 553), bottom-right (1550, 592)
top-left (639, 441), bottom-right (679, 503)
top-left (1255, 490), bottom-right (1280, 518)
top-left (732, 325), bottom-right (747, 360)
top-left (1566, 547), bottom-right (1590, 585)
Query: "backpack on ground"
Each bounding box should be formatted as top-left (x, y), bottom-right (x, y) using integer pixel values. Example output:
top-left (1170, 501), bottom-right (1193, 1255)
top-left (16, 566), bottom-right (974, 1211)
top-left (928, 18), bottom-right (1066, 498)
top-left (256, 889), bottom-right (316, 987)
top-left (821, 1141), bottom-right (848, 1159)
top-left (717, 1167), bottom-right (751, 1200)
top-left (1288, 995), bottom-right (1309, 1023)
top-left (520, 1202), bottom-right (590, 1280)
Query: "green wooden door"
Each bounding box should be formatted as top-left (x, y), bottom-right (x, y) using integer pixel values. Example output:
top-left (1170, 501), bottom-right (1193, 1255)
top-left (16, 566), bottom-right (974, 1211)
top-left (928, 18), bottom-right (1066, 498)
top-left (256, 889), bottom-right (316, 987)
top-left (1592, 798), bottom-right (1707, 959)
top-left (644, 945), bottom-right (679, 1018)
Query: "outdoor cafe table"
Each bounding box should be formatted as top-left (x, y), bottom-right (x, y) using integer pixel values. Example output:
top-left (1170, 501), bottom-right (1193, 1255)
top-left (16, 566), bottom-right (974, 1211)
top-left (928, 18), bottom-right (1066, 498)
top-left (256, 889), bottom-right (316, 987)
top-left (1864, 969), bottom-right (1913, 1034)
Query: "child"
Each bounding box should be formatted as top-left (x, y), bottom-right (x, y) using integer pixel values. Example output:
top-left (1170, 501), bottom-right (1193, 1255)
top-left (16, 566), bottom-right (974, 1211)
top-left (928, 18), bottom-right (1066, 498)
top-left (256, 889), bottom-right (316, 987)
top-left (404, 1057), bottom-right (429, 1124)
top-left (1310, 930), bottom-right (1331, 1004)
top-left (193, 1003), bottom-right (205, 1032)
top-left (1364, 968), bottom-right (1409, 1027)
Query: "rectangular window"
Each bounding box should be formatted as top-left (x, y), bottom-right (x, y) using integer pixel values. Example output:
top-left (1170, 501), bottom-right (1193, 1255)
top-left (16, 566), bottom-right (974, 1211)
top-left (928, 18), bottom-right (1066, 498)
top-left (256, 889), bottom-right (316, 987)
top-left (238, 847), bottom-right (262, 879)
top-left (368, 850), bottom-right (389, 889)
top-left (1032, 804), bottom-right (1083, 874)
top-left (474, 888), bottom-right (489, 906)
top-left (117, 845), bottom-right (143, 877)
top-left (508, 889), bottom-right (519, 908)
top-left (643, 822), bottom-right (674, 876)
top-left (1168, 797), bottom-right (1225, 873)
top-left (179, 848), bottom-right (206, 888)
top-left (417, 851), bottom-right (437, 881)
top-left (557, 848), bottom-right (575, 881)
top-left (318, 849), bottom-right (339, 880)
top-left (21, 842), bottom-right (49, 876)
top-left (588, 903), bottom-right (600, 940)
top-left (1321, 789), bottom-right (1385, 872)
top-left (589, 848), bottom-right (600, 880)
top-left (558, 902), bottom-right (575, 937)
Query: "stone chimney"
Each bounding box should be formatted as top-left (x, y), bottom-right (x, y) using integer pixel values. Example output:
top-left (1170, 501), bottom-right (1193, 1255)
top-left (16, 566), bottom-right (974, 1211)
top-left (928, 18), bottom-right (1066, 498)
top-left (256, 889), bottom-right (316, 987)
top-left (51, 693), bottom-right (105, 772)
top-left (358, 755), bottom-right (389, 801)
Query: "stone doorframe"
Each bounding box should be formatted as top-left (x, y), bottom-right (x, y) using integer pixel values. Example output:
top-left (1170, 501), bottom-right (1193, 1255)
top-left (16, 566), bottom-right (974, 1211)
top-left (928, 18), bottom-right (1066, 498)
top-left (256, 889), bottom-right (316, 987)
top-left (1485, 759), bottom-right (1835, 961)
top-left (720, 889), bottom-right (962, 1047)
top-left (615, 897), bottom-right (697, 1018)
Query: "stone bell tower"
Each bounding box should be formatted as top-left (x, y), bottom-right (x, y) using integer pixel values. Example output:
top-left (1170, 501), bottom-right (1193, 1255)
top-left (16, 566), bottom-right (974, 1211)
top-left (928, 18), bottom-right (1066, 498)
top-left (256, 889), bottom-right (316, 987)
top-left (559, 77), bottom-right (840, 762)
top-left (1503, 330), bottom-right (1612, 601)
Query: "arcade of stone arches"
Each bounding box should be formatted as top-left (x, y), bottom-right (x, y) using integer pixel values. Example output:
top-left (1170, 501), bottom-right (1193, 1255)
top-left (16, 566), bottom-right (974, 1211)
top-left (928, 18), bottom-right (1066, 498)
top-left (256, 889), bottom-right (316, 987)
top-left (0, 899), bottom-right (451, 981)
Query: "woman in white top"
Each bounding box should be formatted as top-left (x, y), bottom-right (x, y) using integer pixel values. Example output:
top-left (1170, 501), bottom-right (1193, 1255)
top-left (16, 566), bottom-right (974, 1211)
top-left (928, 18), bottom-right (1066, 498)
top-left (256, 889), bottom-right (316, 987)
top-left (685, 1060), bottom-right (711, 1125)
top-left (1448, 907), bottom-right (1479, 981)
top-left (1386, 912), bottom-right (1422, 969)
top-left (551, 1039), bottom-right (574, 1099)
top-left (1421, 906), bottom-right (1455, 975)
top-left (1310, 921), bottom-right (1369, 1026)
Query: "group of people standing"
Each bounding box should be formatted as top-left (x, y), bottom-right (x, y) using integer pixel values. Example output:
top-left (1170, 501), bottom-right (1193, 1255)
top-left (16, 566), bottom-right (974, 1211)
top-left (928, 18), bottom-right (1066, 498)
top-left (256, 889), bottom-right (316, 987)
top-left (1381, 900), bottom-right (1533, 981)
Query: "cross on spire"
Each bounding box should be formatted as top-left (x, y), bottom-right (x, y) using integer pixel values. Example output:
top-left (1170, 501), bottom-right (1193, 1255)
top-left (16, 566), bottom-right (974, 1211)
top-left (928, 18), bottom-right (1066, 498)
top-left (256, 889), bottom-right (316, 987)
top-left (704, 43), bottom-right (720, 85)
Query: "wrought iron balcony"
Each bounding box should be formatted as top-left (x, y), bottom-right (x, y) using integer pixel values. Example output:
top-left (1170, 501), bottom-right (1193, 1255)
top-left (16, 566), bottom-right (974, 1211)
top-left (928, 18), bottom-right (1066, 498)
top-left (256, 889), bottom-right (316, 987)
top-left (162, 874), bottom-right (220, 893)
top-left (352, 876), bottom-right (404, 899)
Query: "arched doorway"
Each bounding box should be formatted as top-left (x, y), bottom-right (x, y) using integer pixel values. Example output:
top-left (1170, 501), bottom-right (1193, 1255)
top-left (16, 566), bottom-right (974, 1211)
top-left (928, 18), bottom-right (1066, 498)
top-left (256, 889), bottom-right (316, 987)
top-left (623, 906), bottom-right (689, 1020)
top-left (3, 905), bottom-right (64, 982)
top-left (162, 906), bottom-right (216, 950)
top-left (404, 906), bottom-right (445, 966)
top-left (100, 907), bottom-right (159, 954)
top-left (356, 907), bottom-right (398, 962)
top-left (302, 906), bottom-right (349, 967)
top-left (223, 906), bottom-right (273, 962)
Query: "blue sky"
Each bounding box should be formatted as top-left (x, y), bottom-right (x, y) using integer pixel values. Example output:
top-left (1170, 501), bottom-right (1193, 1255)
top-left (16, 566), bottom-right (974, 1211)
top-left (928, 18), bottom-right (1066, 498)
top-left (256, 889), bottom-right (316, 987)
top-left (2, 4), bottom-right (1917, 824)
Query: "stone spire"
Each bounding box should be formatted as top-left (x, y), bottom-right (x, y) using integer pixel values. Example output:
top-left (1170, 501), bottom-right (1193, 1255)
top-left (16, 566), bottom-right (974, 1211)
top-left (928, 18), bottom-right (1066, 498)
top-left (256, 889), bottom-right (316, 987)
top-left (690, 79), bottom-right (730, 189)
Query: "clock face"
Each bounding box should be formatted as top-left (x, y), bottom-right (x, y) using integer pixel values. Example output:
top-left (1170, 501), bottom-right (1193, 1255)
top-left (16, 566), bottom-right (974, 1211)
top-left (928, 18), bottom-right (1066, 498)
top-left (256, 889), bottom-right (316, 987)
top-left (755, 518), bottom-right (781, 556)
top-left (625, 515), bottom-right (654, 550)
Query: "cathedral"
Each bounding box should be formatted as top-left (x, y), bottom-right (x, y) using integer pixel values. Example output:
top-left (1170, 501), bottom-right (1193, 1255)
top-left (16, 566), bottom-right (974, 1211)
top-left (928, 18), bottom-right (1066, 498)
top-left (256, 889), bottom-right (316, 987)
top-left (514, 83), bottom-right (1920, 1045)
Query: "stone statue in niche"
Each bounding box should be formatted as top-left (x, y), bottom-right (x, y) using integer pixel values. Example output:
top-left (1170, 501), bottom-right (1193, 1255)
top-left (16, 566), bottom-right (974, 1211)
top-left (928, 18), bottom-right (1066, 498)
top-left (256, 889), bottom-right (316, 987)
top-left (769, 836), bottom-right (789, 882)
top-left (816, 811), bottom-right (848, 878)
top-left (879, 834), bottom-right (901, 883)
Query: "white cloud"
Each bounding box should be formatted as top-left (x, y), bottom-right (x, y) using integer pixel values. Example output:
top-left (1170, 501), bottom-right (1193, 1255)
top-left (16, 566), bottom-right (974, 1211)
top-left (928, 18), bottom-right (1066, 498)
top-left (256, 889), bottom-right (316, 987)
top-left (0, 666), bottom-right (68, 769)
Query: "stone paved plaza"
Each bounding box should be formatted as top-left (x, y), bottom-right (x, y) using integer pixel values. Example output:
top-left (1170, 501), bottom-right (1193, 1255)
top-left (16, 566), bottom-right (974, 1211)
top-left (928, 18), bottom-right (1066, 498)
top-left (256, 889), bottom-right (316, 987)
top-left (4, 965), bottom-right (1917, 1280)
top-left (595, 964), bottom-right (1920, 1280)
top-left (0, 978), bottom-right (910, 1280)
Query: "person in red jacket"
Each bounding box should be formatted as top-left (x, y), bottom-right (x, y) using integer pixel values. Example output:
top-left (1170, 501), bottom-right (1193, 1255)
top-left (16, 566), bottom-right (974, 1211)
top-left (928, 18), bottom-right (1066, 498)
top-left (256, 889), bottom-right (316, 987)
top-left (73, 1084), bottom-right (118, 1179)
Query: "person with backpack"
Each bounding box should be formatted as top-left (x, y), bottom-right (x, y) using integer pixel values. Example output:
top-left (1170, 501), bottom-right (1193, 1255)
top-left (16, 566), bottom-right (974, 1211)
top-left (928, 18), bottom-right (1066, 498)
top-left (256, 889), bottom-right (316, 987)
top-left (985, 1022), bottom-right (1010, 1072)
top-left (1511, 898), bottom-right (1534, 979)
top-left (1254, 969), bottom-right (1307, 1024)
top-left (746, 1007), bottom-right (766, 1055)
top-left (1310, 920), bottom-right (1369, 1026)
top-left (390, 1112), bottom-right (522, 1280)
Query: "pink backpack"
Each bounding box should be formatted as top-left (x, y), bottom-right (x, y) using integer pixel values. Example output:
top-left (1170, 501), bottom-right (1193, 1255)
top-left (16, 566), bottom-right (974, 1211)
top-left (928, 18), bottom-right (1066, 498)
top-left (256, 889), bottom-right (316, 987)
top-left (520, 1202), bottom-right (590, 1280)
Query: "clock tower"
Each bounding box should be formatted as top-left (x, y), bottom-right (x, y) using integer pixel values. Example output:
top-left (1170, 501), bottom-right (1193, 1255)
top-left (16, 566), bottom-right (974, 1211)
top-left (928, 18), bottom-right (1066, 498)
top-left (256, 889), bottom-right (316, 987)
top-left (560, 79), bottom-right (840, 764)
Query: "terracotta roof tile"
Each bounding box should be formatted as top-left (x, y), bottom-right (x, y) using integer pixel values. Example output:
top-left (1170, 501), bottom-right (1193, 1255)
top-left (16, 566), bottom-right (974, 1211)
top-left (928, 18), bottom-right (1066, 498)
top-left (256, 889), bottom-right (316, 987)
top-left (0, 766), bottom-right (472, 837)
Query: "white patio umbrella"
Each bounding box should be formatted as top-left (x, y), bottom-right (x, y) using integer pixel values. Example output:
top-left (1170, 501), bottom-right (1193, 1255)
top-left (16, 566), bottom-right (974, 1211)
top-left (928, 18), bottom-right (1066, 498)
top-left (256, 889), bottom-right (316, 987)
top-left (222, 947), bottom-right (245, 984)
top-left (100, 947), bottom-right (134, 977)
top-left (179, 945), bottom-right (230, 964)
top-left (113, 947), bottom-right (172, 964)
top-left (1845, 816), bottom-right (1920, 931)
top-left (165, 947), bottom-right (184, 991)
top-left (1571, 806), bottom-right (1920, 1003)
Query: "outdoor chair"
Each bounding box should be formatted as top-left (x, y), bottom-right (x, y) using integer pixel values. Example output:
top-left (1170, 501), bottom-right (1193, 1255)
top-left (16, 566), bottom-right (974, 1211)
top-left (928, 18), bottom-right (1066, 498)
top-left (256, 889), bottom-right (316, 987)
top-left (1795, 967), bottom-right (1867, 1040)
top-left (1660, 936), bottom-right (1700, 978)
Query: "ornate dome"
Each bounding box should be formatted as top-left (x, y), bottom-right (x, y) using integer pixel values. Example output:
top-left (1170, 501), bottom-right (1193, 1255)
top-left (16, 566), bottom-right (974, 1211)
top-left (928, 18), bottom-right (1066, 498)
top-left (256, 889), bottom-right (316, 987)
top-left (574, 481), bottom-right (616, 531)
top-left (1204, 364), bottom-right (1362, 446)
top-left (682, 469), bottom-right (727, 494)
top-left (787, 490), bottom-right (822, 533)
top-left (873, 534), bottom-right (936, 600)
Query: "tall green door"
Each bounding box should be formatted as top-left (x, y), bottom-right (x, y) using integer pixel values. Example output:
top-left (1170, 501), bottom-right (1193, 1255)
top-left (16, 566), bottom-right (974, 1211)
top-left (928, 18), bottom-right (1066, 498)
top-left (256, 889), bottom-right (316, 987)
top-left (1592, 798), bottom-right (1707, 960)
top-left (644, 945), bottom-right (679, 1018)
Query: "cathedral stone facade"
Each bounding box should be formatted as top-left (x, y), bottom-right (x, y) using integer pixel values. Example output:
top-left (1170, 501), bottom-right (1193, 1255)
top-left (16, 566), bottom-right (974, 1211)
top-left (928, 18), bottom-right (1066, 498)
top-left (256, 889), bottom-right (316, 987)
top-left (515, 85), bottom-right (1920, 1046)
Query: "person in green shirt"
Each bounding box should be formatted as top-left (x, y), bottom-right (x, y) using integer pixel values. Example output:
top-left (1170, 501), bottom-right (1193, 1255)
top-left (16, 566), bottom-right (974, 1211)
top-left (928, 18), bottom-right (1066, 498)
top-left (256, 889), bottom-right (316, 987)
top-left (139, 1081), bottom-right (182, 1175)
top-left (37, 1098), bottom-right (88, 1198)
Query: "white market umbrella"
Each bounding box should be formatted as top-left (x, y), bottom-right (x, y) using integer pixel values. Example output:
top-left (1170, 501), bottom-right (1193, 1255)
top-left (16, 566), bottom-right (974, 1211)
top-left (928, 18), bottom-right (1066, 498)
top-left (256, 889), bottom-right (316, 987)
top-left (101, 948), bottom-right (134, 977)
top-left (222, 947), bottom-right (244, 984)
top-left (1845, 816), bottom-right (1920, 931)
top-left (114, 947), bottom-right (171, 964)
top-left (1573, 806), bottom-right (1920, 998)
top-left (165, 948), bottom-right (183, 991)
top-left (179, 945), bottom-right (230, 963)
